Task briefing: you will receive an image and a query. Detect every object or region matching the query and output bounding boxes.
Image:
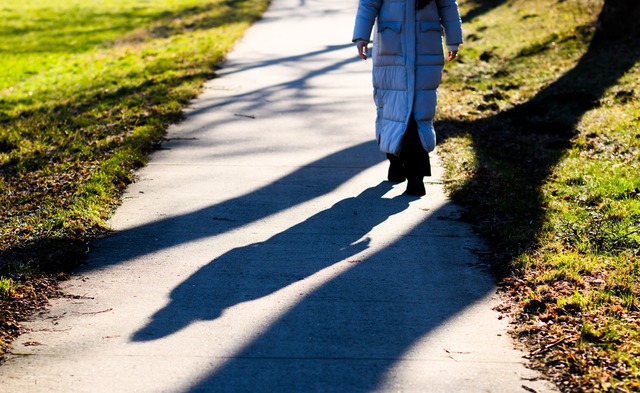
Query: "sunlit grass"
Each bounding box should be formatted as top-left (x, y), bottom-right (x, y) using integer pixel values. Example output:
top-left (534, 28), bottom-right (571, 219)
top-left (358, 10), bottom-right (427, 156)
top-left (0, 278), bottom-right (16, 298)
top-left (1, 0), bottom-right (269, 269)
top-left (0, 0), bottom-right (270, 353)
top-left (443, 0), bottom-right (599, 120)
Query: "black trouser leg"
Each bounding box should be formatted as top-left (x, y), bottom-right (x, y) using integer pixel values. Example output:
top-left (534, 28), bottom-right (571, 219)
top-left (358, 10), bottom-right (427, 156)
top-left (400, 117), bottom-right (430, 195)
top-left (386, 153), bottom-right (406, 182)
top-left (400, 117), bottom-right (431, 177)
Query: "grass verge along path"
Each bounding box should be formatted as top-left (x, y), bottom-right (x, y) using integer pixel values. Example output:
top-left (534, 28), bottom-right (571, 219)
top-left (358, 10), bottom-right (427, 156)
top-left (0, 0), bottom-right (270, 355)
top-left (438, 0), bottom-right (639, 391)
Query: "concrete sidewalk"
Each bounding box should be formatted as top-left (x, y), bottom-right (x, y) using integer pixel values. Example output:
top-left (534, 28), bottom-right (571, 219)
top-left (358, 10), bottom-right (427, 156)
top-left (0, 1), bottom-right (557, 392)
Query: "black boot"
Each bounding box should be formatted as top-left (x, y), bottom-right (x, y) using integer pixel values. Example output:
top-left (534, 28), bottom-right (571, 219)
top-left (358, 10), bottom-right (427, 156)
top-left (405, 176), bottom-right (426, 196)
top-left (386, 153), bottom-right (406, 183)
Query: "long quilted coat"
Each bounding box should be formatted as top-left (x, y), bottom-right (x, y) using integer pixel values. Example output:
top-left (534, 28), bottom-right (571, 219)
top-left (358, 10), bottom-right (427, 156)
top-left (353, 0), bottom-right (463, 154)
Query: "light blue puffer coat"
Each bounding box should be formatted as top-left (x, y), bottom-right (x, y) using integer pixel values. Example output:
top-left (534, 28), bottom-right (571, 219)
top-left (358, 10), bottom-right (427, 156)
top-left (353, 0), bottom-right (463, 154)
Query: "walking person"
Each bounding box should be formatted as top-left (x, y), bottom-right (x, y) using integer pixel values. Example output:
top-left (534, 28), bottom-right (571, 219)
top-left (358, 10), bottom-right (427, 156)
top-left (353, 0), bottom-right (463, 196)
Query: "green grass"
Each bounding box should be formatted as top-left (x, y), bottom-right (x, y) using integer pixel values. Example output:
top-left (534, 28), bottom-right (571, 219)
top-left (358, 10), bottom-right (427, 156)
top-left (0, 278), bottom-right (16, 298)
top-left (0, 0), bottom-right (270, 352)
top-left (438, 0), bottom-right (640, 390)
top-left (1, 0), bottom-right (269, 266)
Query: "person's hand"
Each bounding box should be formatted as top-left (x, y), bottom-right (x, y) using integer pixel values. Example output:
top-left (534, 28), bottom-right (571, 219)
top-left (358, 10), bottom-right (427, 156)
top-left (447, 50), bottom-right (459, 62)
top-left (356, 41), bottom-right (368, 60)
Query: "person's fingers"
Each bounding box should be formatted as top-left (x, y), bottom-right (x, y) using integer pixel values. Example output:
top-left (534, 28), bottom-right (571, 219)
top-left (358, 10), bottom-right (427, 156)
top-left (357, 42), bottom-right (368, 60)
top-left (447, 50), bottom-right (459, 62)
top-left (359, 45), bottom-right (367, 60)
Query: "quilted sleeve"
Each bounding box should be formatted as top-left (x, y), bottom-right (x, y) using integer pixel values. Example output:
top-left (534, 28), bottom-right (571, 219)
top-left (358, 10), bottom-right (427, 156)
top-left (352, 0), bottom-right (382, 42)
top-left (436, 0), bottom-right (463, 45)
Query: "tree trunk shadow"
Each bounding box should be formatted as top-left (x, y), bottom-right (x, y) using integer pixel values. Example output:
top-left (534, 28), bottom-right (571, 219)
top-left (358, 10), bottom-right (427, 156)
top-left (461, 0), bottom-right (509, 23)
top-left (436, 26), bottom-right (640, 276)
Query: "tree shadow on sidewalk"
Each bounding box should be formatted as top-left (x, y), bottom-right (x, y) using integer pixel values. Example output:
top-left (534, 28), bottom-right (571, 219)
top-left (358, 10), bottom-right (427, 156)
top-left (86, 140), bottom-right (384, 272)
top-left (0, 0), bottom-right (361, 280)
top-left (131, 182), bottom-right (415, 341)
top-left (2, 37), bottom-right (367, 275)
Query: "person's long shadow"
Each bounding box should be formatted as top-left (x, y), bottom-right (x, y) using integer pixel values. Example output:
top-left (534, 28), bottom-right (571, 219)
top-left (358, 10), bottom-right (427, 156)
top-left (131, 182), bottom-right (413, 341)
top-left (177, 191), bottom-right (493, 392)
top-left (437, 21), bottom-right (640, 275)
